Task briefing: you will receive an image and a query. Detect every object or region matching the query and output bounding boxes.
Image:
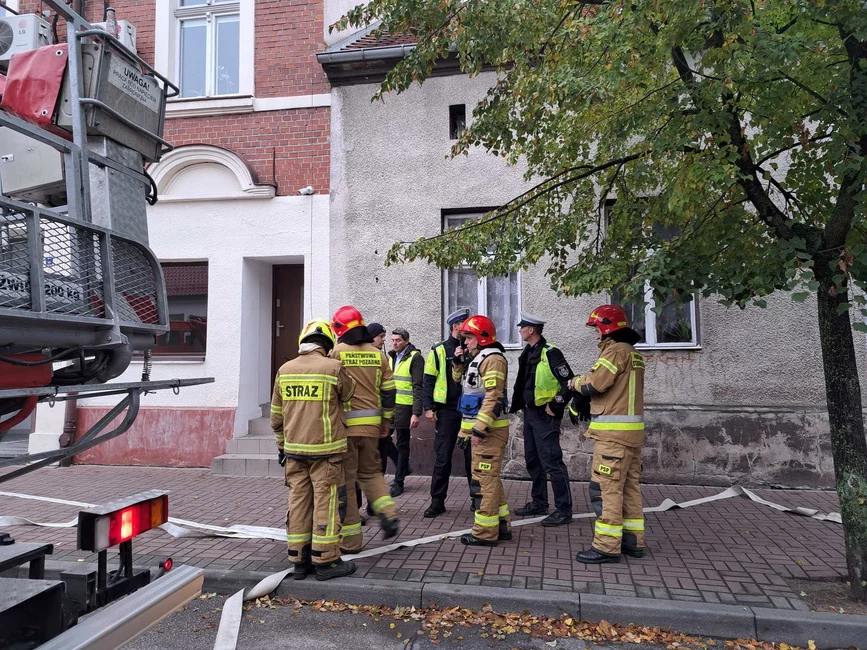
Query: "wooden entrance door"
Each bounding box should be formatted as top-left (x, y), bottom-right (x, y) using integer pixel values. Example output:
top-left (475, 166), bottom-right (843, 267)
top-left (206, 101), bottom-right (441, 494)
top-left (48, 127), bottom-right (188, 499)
top-left (271, 265), bottom-right (304, 378)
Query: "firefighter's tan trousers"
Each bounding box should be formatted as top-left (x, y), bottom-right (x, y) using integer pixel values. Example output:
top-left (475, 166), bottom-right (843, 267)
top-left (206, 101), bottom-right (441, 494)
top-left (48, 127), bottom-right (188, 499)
top-left (588, 438), bottom-right (644, 555)
top-left (284, 455), bottom-right (345, 565)
top-left (340, 436), bottom-right (398, 552)
top-left (470, 426), bottom-right (512, 542)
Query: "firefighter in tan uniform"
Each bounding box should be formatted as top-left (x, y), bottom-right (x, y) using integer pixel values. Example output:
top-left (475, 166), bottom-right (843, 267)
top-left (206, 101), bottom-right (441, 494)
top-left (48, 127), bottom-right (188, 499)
top-left (452, 315), bottom-right (512, 547)
top-left (271, 320), bottom-right (358, 580)
top-left (331, 305), bottom-right (400, 553)
top-left (569, 305), bottom-right (646, 564)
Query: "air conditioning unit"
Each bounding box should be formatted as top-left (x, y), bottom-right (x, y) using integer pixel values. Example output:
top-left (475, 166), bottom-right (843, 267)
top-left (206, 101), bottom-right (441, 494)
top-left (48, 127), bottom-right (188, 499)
top-left (92, 20), bottom-right (137, 55)
top-left (0, 14), bottom-right (52, 69)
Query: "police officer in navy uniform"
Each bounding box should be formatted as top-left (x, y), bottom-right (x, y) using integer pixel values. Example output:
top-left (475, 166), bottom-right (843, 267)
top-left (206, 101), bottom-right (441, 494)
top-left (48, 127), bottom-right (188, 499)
top-left (510, 313), bottom-right (575, 526)
top-left (422, 308), bottom-right (481, 517)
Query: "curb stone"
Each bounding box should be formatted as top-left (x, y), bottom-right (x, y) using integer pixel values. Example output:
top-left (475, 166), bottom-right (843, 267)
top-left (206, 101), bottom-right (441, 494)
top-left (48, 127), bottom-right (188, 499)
top-left (752, 607), bottom-right (867, 647)
top-left (422, 583), bottom-right (581, 619)
top-left (578, 593), bottom-right (757, 639)
top-left (18, 561), bottom-right (867, 649)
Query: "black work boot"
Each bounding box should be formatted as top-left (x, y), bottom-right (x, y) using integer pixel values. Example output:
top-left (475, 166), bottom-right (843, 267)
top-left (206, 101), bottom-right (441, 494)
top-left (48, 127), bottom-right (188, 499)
top-left (498, 521), bottom-right (513, 541)
top-left (575, 548), bottom-right (620, 564)
top-left (316, 559), bottom-right (357, 581)
top-left (292, 546), bottom-right (313, 580)
top-left (540, 511), bottom-right (573, 527)
top-left (515, 502), bottom-right (549, 517)
top-left (390, 482), bottom-right (405, 498)
top-left (424, 499), bottom-right (446, 518)
top-left (622, 532), bottom-right (645, 558)
top-left (460, 533), bottom-right (497, 547)
top-left (380, 515), bottom-right (400, 540)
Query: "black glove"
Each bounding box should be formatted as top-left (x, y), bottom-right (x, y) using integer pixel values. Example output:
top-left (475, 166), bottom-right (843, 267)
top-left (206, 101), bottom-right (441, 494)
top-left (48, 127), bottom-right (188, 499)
top-left (568, 394), bottom-right (591, 425)
top-left (549, 394), bottom-right (567, 418)
top-left (457, 435), bottom-right (471, 449)
top-left (277, 449), bottom-right (286, 466)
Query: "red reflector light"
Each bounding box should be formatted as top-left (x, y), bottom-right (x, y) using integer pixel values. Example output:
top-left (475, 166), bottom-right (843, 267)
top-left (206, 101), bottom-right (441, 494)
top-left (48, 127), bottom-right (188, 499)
top-left (161, 557), bottom-right (173, 572)
top-left (120, 509), bottom-right (134, 540)
top-left (78, 492), bottom-right (170, 552)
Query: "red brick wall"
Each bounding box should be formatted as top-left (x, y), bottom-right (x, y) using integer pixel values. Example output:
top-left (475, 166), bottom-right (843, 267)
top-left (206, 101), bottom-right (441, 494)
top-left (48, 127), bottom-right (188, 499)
top-left (255, 0), bottom-right (330, 98)
top-left (163, 107), bottom-right (330, 195)
top-left (14, 1), bottom-right (332, 195)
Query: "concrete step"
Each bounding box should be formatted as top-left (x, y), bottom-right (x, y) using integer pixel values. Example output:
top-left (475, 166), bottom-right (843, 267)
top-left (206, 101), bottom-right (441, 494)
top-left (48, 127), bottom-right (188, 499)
top-left (248, 417), bottom-right (272, 437)
top-left (223, 436), bottom-right (278, 455)
top-left (210, 453), bottom-right (283, 478)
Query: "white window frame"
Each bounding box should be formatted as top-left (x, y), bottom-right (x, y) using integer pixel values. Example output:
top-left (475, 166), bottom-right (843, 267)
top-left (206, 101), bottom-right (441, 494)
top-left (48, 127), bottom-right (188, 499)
top-left (155, 0), bottom-right (254, 103)
top-left (604, 202), bottom-right (700, 350)
top-left (0, 0), bottom-right (19, 16)
top-left (441, 213), bottom-right (523, 349)
top-left (620, 282), bottom-right (700, 350)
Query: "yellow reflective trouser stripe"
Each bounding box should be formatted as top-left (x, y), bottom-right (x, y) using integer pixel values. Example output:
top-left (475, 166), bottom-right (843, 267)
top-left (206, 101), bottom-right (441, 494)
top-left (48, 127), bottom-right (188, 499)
top-left (595, 522), bottom-right (623, 537)
top-left (327, 484), bottom-right (337, 538)
top-left (287, 532), bottom-right (312, 544)
top-left (372, 495), bottom-right (395, 513)
top-left (623, 519), bottom-right (644, 531)
top-left (341, 522), bottom-right (362, 537)
top-left (474, 512), bottom-right (499, 527)
top-left (313, 534), bottom-right (341, 544)
top-left (628, 371), bottom-right (636, 416)
top-left (594, 358), bottom-right (618, 374)
top-left (270, 403), bottom-right (282, 414)
top-left (282, 439), bottom-right (348, 454)
top-left (588, 421), bottom-right (645, 431)
top-left (498, 504), bottom-right (509, 518)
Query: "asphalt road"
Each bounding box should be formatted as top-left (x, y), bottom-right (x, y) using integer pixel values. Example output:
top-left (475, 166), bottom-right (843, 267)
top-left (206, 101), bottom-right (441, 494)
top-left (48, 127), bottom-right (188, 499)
top-left (121, 594), bottom-right (724, 650)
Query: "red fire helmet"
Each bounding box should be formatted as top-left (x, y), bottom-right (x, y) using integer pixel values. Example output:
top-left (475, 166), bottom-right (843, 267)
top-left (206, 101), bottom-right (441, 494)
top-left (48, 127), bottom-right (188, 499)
top-left (586, 305), bottom-right (629, 336)
top-left (460, 314), bottom-right (497, 346)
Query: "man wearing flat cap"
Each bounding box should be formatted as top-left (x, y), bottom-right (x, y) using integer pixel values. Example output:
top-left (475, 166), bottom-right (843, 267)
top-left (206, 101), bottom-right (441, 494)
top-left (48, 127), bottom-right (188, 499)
top-left (422, 308), bottom-right (481, 517)
top-left (510, 312), bottom-right (575, 526)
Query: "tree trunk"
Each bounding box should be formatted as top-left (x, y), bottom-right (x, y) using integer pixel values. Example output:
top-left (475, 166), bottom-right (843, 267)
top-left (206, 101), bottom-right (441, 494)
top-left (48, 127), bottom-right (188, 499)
top-left (814, 257), bottom-right (867, 602)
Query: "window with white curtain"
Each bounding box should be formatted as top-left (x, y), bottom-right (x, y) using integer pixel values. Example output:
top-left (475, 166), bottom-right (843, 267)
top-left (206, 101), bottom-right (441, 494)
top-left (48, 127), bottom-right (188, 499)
top-left (175, 0), bottom-right (240, 98)
top-left (442, 214), bottom-right (522, 346)
top-left (606, 204), bottom-right (699, 349)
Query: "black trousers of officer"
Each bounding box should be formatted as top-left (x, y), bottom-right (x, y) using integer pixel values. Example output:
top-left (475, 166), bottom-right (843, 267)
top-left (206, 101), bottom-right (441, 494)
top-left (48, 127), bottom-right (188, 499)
top-left (430, 408), bottom-right (478, 501)
top-left (523, 407), bottom-right (573, 514)
top-left (380, 428), bottom-right (411, 483)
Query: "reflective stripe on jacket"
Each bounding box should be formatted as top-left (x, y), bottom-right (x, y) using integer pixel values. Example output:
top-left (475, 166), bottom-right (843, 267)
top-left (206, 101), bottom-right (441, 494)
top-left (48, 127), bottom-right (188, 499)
top-left (270, 347), bottom-right (356, 456)
top-left (574, 339), bottom-right (645, 447)
top-left (332, 341), bottom-right (396, 437)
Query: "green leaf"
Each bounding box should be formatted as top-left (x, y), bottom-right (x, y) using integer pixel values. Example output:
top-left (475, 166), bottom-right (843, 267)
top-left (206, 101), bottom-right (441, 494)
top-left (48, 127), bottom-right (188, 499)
top-left (792, 292), bottom-right (811, 303)
top-left (852, 322), bottom-right (867, 333)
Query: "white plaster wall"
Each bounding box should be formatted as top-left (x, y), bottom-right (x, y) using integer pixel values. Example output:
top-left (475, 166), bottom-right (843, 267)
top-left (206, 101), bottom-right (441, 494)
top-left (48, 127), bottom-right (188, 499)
top-left (84, 194), bottom-right (330, 436)
top-left (330, 73), bottom-right (861, 409)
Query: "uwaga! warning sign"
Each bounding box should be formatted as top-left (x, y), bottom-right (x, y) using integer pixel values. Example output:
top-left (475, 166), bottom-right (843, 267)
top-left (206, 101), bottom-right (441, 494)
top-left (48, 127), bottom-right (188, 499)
top-left (107, 56), bottom-right (162, 115)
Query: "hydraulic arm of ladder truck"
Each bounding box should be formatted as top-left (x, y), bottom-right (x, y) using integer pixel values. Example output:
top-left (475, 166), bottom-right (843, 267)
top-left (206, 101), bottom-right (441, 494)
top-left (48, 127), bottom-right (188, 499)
top-left (0, 0), bottom-right (211, 433)
top-left (0, 3), bottom-right (210, 647)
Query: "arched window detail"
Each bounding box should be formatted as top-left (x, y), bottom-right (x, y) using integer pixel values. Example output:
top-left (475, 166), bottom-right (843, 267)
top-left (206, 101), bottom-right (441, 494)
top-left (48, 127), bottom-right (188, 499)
top-left (147, 145), bottom-right (276, 202)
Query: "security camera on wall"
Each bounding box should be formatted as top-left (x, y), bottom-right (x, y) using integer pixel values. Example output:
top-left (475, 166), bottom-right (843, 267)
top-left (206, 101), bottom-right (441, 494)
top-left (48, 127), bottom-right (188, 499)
top-left (298, 186), bottom-right (315, 195)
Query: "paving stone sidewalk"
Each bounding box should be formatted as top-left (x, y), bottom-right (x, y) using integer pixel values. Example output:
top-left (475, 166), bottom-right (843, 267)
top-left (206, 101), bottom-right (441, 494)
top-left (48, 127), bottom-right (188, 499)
top-left (0, 465), bottom-right (847, 611)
